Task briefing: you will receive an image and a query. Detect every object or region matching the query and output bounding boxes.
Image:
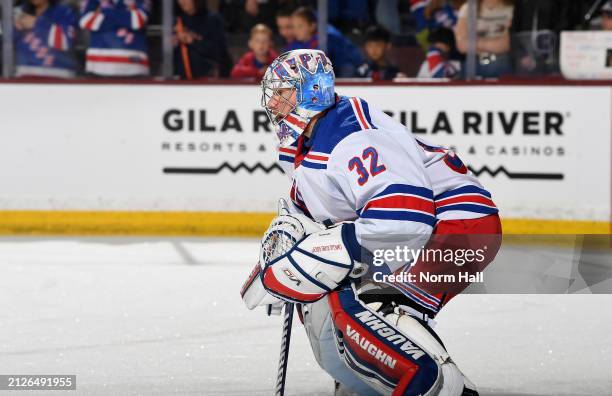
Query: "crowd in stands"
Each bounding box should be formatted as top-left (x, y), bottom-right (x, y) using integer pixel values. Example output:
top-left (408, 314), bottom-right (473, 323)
top-left (6, 0), bottom-right (612, 81)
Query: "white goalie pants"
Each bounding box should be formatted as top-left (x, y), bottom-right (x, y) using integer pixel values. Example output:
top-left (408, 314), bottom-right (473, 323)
top-left (302, 283), bottom-right (468, 396)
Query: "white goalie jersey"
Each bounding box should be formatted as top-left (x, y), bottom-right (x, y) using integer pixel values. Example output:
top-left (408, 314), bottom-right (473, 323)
top-left (277, 95), bottom-right (498, 257)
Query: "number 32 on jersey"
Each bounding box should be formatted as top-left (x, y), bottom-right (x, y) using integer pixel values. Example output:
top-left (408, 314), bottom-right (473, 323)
top-left (348, 147), bottom-right (386, 185)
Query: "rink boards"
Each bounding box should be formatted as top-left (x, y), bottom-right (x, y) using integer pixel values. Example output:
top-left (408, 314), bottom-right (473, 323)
top-left (0, 82), bottom-right (610, 235)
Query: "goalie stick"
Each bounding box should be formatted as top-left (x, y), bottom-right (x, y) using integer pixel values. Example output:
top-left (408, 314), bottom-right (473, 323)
top-left (275, 301), bottom-right (294, 396)
top-left (270, 198), bottom-right (294, 396)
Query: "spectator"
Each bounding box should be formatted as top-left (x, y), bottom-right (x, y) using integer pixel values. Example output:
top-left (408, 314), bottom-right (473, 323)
top-left (417, 27), bottom-right (460, 78)
top-left (79, 0), bottom-right (151, 77)
top-left (220, 0), bottom-right (310, 33)
top-left (174, 0), bottom-right (232, 79)
top-left (288, 6), bottom-right (364, 77)
top-left (218, 0), bottom-right (243, 32)
top-left (243, 0), bottom-right (280, 32)
top-left (356, 25), bottom-right (402, 80)
top-left (602, 0), bottom-right (612, 31)
top-left (511, 0), bottom-right (573, 32)
top-left (328, 0), bottom-right (370, 33)
top-left (510, 0), bottom-right (574, 75)
top-left (231, 23), bottom-right (278, 79)
top-left (428, 0), bottom-right (465, 28)
top-left (454, 0), bottom-right (514, 78)
top-left (375, 0), bottom-right (400, 35)
top-left (276, 6), bottom-right (296, 51)
top-left (411, 0), bottom-right (464, 50)
top-left (411, 0), bottom-right (429, 41)
top-left (14, 0), bottom-right (78, 78)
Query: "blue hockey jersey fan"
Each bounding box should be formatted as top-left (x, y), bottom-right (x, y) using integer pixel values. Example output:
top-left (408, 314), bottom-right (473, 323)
top-left (79, 0), bottom-right (151, 76)
top-left (14, 2), bottom-right (78, 78)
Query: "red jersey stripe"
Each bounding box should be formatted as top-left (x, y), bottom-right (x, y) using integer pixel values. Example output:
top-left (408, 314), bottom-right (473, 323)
top-left (285, 114), bottom-right (307, 129)
top-left (351, 97), bottom-right (370, 129)
top-left (87, 55), bottom-right (149, 66)
top-left (393, 282), bottom-right (440, 308)
top-left (279, 147), bottom-right (297, 155)
top-left (135, 9), bottom-right (145, 29)
top-left (305, 153), bottom-right (328, 161)
top-left (83, 11), bottom-right (100, 30)
top-left (436, 195), bottom-right (496, 208)
top-left (53, 25), bottom-right (64, 50)
top-left (363, 195), bottom-right (435, 215)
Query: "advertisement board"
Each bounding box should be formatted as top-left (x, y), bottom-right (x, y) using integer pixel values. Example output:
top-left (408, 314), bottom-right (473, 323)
top-left (560, 31), bottom-right (612, 80)
top-left (0, 83), bottom-right (609, 234)
top-left (0, 84), bottom-right (287, 212)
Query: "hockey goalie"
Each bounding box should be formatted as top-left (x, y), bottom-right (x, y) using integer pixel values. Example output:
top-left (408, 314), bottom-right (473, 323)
top-left (240, 49), bottom-right (502, 396)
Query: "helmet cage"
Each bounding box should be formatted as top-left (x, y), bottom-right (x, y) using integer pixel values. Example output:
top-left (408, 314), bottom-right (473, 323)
top-left (260, 50), bottom-right (335, 147)
top-left (260, 74), bottom-right (302, 127)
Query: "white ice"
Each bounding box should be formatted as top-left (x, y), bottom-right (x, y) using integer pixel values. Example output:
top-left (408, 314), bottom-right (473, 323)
top-left (0, 238), bottom-right (611, 395)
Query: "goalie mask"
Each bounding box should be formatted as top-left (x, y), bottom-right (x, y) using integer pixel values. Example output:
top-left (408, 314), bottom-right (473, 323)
top-left (261, 49), bottom-right (335, 147)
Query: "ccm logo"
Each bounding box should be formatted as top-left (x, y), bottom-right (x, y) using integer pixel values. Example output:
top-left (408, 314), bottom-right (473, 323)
top-left (312, 244), bottom-right (343, 253)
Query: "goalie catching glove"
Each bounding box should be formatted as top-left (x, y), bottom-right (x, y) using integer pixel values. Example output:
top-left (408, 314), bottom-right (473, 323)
top-left (241, 213), bottom-right (366, 308)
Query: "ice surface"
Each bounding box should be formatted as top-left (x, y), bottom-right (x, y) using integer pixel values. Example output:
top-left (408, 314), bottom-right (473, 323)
top-left (0, 238), bottom-right (610, 395)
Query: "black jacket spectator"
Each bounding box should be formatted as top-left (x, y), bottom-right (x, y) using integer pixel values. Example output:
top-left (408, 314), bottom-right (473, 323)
top-left (511, 0), bottom-right (575, 33)
top-left (510, 0), bottom-right (575, 75)
top-left (356, 25), bottom-right (400, 80)
top-left (174, 1), bottom-right (232, 78)
top-left (356, 60), bottom-right (400, 80)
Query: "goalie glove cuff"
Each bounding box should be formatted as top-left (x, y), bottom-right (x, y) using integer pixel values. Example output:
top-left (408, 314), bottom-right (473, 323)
top-left (240, 263), bottom-right (283, 310)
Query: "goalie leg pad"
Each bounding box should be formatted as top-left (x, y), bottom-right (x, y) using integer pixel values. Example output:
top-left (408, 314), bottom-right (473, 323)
top-left (328, 284), bottom-right (466, 396)
top-left (303, 297), bottom-right (380, 396)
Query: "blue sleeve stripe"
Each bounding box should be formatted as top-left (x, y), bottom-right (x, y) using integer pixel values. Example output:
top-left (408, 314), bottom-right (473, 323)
top-left (279, 155), bottom-right (294, 163)
top-left (373, 184), bottom-right (434, 200)
top-left (360, 209), bottom-right (437, 227)
top-left (435, 185), bottom-right (492, 200)
top-left (301, 161), bottom-right (327, 170)
top-left (436, 204), bottom-right (499, 215)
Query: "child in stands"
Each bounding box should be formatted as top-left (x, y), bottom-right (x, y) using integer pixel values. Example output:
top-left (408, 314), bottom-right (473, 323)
top-left (231, 24), bottom-right (278, 80)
